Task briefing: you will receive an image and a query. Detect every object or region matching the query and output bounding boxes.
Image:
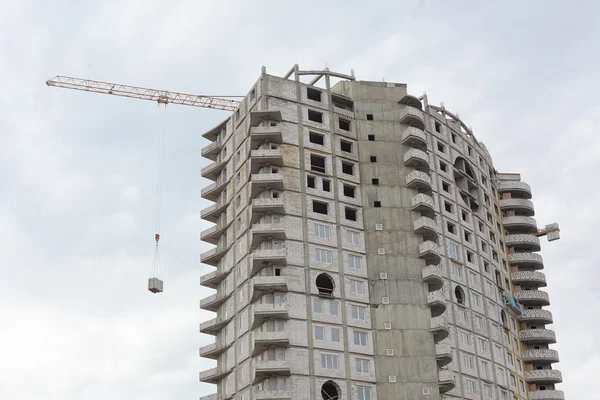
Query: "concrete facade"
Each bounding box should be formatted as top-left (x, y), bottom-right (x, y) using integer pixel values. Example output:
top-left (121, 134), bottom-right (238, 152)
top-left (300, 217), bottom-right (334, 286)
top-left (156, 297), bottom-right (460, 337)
top-left (199, 66), bottom-right (564, 400)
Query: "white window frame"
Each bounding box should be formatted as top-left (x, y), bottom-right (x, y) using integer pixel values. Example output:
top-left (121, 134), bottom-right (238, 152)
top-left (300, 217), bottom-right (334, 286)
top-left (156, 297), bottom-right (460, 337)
top-left (313, 299), bottom-right (323, 314)
top-left (320, 353), bottom-right (339, 370)
top-left (350, 280), bottom-right (365, 295)
top-left (347, 230), bottom-right (360, 245)
top-left (356, 358), bottom-right (370, 373)
top-left (329, 301), bottom-right (339, 316)
top-left (331, 327), bottom-right (341, 343)
top-left (357, 386), bottom-right (372, 400)
top-left (314, 223), bottom-right (331, 239)
top-left (314, 325), bottom-right (325, 341)
top-left (351, 305), bottom-right (366, 320)
top-left (353, 331), bottom-right (368, 346)
top-left (315, 248), bottom-right (332, 263)
top-left (348, 254), bottom-right (362, 270)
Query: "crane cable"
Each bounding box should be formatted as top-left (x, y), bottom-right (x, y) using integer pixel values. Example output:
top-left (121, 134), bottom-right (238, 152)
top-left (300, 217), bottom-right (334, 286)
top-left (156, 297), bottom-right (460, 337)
top-left (150, 107), bottom-right (165, 281)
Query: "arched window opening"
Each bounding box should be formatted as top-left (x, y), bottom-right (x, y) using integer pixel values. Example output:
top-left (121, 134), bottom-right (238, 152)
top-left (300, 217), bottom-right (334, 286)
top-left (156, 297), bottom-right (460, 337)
top-left (321, 381), bottom-right (341, 400)
top-left (500, 310), bottom-right (508, 328)
top-left (455, 285), bottom-right (465, 305)
top-left (316, 274), bottom-right (335, 297)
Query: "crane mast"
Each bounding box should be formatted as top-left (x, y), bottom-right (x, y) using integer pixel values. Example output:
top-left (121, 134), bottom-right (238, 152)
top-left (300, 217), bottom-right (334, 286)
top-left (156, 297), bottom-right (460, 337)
top-left (46, 75), bottom-right (241, 111)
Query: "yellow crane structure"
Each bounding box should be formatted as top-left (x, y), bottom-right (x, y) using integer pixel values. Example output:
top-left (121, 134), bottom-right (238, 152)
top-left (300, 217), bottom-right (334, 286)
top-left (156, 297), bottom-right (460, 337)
top-left (47, 75), bottom-right (241, 293)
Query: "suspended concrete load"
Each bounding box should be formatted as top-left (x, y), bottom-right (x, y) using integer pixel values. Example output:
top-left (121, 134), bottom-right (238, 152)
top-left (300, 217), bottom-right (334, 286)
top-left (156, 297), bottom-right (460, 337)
top-left (149, 233), bottom-right (163, 293)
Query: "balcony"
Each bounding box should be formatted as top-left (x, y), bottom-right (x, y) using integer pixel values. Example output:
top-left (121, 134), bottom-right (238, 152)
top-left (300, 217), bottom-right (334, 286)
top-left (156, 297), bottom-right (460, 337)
top-left (199, 316), bottom-right (230, 335)
top-left (250, 125), bottom-right (283, 148)
top-left (514, 290), bottom-right (550, 306)
top-left (503, 216), bottom-right (538, 233)
top-left (251, 304), bottom-right (289, 329)
top-left (254, 391), bottom-right (292, 400)
top-left (333, 105), bottom-right (355, 120)
top-left (201, 140), bottom-right (222, 161)
top-left (426, 289), bottom-right (446, 316)
top-left (201, 245), bottom-right (227, 267)
top-left (529, 390), bottom-right (565, 400)
top-left (401, 126), bottom-right (427, 147)
top-left (201, 160), bottom-right (226, 181)
top-left (251, 223), bottom-right (286, 247)
top-left (201, 178), bottom-right (227, 201)
top-left (519, 309), bottom-right (553, 324)
top-left (525, 369), bottom-right (563, 384)
top-left (201, 201), bottom-right (228, 223)
top-left (251, 249), bottom-right (287, 275)
top-left (251, 173), bottom-right (284, 197)
top-left (414, 216), bottom-right (438, 237)
top-left (399, 107), bottom-right (425, 130)
top-left (419, 241), bottom-right (441, 261)
top-left (251, 276), bottom-right (288, 302)
top-left (499, 198), bottom-right (535, 216)
top-left (429, 315), bottom-right (449, 342)
top-left (403, 148), bottom-right (430, 171)
top-left (406, 170), bottom-right (432, 191)
top-left (200, 269), bottom-right (226, 289)
top-left (435, 343), bottom-right (452, 367)
top-left (422, 265), bottom-right (444, 290)
top-left (511, 271), bottom-right (547, 287)
top-left (251, 198), bottom-right (286, 223)
top-left (199, 366), bottom-right (229, 384)
top-left (252, 330), bottom-right (290, 357)
top-left (200, 290), bottom-right (228, 312)
top-left (498, 180), bottom-right (532, 199)
top-left (505, 234), bottom-right (541, 251)
top-left (201, 220), bottom-right (230, 245)
top-left (199, 341), bottom-right (227, 359)
top-left (438, 369), bottom-right (455, 393)
top-left (520, 329), bottom-right (556, 344)
top-left (523, 349), bottom-right (560, 363)
top-left (251, 149), bottom-right (284, 173)
top-left (508, 252), bottom-right (544, 269)
top-left (411, 193), bottom-right (435, 213)
top-left (253, 360), bottom-right (291, 383)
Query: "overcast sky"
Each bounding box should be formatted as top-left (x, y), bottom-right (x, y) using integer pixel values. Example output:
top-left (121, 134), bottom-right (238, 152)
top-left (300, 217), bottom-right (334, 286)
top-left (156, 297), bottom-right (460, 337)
top-left (1, 1), bottom-right (598, 399)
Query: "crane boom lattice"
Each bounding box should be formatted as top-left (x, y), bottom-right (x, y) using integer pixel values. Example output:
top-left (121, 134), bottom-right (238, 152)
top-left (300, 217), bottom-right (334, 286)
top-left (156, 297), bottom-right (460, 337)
top-left (46, 76), bottom-right (240, 111)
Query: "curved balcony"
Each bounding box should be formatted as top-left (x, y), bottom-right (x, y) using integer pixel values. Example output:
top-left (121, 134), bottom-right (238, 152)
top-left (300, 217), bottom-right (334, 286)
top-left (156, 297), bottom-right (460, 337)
top-left (253, 360), bottom-right (291, 384)
top-left (406, 170), bottom-right (432, 191)
top-left (199, 366), bottom-right (229, 384)
top-left (520, 329), bottom-right (556, 344)
top-left (426, 289), bottom-right (446, 316)
top-left (505, 234), bottom-right (541, 251)
top-left (414, 216), bottom-right (438, 237)
top-left (250, 125), bottom-right (283, 148)
top-left (498, 180), bottom-right (532, 199)
top-left (201, 160), bottom-right (226, 181)
top-left (251, 173), bottom-right (284, 197)
top-left (252, 330), bottom-right (290, 357)
top-left (399, 107), bottom-right (425, 130)
top-left (435, 343), bottom-right (452, 367)
top-left (503, 216), bottom-right (538, 233)
top-left (514, 290), bottom-right (550, 306)
top-left (201, 178), bottom-right (227, 201)
top-left (199, 315), bottom-right (231, 335)
top-left (511, 271), bottom-right (547, 287)
top-left (402, 126), bottom-right (427, 147)
top-left (251, 248), bottom-right (287, 275)
top-left (508, 252), bottom-right (544, 269)
top-left (201, 245), bottom-right (227, 267)
top-left (250, 148), bottom-right (284, 173)
top-left (199, 341), bottom-right (228, 359)
top-left (519, 309), bottom-right (553, 324)
top-left (252, 198), bottom-right (286, 222)
top-left (254, 391), bottom-right (292, 400)
top-left (404, 148), bottom-right (430, 171)
top-left (201, 219), bottom-right (230, 245)
top-left (201, 200), bottom-right (228, 223)
top-left (200, 269), bottom-right (226, 289)
top-left (523, 349), bottom-right (560, 364)
top-left (529, 390), bottom-right (565, 400)
top-left (438, 369), bottom-right (455, 393)
top-left (499, 198), bottom-right (535, 216)
top-left (419, 241), bottom-right (441, 261)
top-left (251, 303), bottom-right (289, 329)
top-left (251, 223), bottom-right (286, 247)
top-left (251, 276), bottom-right (288, 302)
top-left (201, 140), bottom-right (222, 161)
top-left (411, 193), bottom-right (435, 213)
top-left (429, 315), bottom-right (449, 342)
top-left (525, 369), bottom-right (562, 384)
top-left (422, 264), bottom-right (444, 291)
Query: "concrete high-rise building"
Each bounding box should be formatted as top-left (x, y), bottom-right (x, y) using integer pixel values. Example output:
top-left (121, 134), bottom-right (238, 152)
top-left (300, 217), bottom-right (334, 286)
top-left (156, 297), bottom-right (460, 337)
top-left (198, 66), bottom-right (564, 400)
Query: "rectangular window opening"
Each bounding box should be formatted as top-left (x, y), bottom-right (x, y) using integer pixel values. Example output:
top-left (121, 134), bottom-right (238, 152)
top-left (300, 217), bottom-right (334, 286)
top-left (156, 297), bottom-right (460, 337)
top-left (345, 207), bottom-right (357, 221)
top-left (340, 140), bottom-right (352, 153)
top-left (341, 162), bottom-right (354, 175)
top-left (313, 200), bottom-right (328, 215)
top-left (343, 184), bottom-right (356, 198)
top-left (366, 114), bottom-right (374, 120)
top-left (309, 132), bottom-right (324, 145)
top-left (339, 118), bottom-right (351, 131)
top-left (307, 87), bottom-right (322, 102)
top-left (310, 154), bottom-right (326, 173)
top-left (308, 109), bottom-right (323, 123)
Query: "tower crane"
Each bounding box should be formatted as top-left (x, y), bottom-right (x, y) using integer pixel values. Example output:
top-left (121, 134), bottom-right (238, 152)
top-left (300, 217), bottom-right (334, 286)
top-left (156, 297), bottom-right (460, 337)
top-left (47, 75), bottom-right (241, 293)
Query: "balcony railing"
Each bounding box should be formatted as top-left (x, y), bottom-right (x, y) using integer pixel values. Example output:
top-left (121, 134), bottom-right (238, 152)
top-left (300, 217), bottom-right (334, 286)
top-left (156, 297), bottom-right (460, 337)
top-left (411, 193), bottom-right (435, 213)
top-left (200, 245), bottom-right (227, 267)
top-left (201, 200), bottom-right (228, 223)
top-left (419, 241), bottom-right (441, 260)
top-left (201, 178), bottom-right (227, 201)
top-left (250, 126), bottom-right (283, 148)
top-left (252, 330), bottom-right (290, 357)
top-left (403, 148), bottom-right (430, 171)
top-left (503, 216), bottom-right (538, 232)
top-left (250, 149), bottom-right (284, 173)
top-left (414, 216), bottom-right (438, 237)
top-left (435, 343), bottom-right (452, 367)
top-left (514, 290), bottom-right (550, 306)
top-left (498, 180), bottom-right (532, 199)
top-left (251, 248), bottom-right (287, 275)
top-left (499, 198), bottom-right (535, 216)
top-left (528, 390), bottom-right (565, 400)
top-left (518, 309), bottom-right (553, 324)
top-left (201, 160), bottom-right (226, 181)
top-left (201, 140), bottom-right (222, 161)
top-left (254, 391), bottom-right (292, 400)
top-left (251, 173), bottom-right (284, 197)
top-left (438, 369), bottom-right (455, 393)
top-left (519, 328), bottom-right (556, 344)
top-left (399, 107), bottom-right (425, 130)
top-left (524, 369), bottom-right (563, 384)
top-left (252, 360), bottom-right (291, 383)
top-left (199, 316), bottom-right (230, 335)
top-left (251, 223), bottom-right (286, 247)
top-left (511, 271), bottom-right (547, 287)
top-left (250, 276), bottom-right (288, 302)
top-left (251, 304), bottom-right (289, 329)
top-left (505, 234), bottom-right (541, 251)
top-left (523, 349), bottom-right (559, 363)
top-left (429, 315), bottom-right (449, 342)
top-left (401, 126), bottom-right (427, 147)
top-left (508, 252), bottom-right (544, 268)
top-left (406, 170), bottom-right (432, 191)
top-left (422, 264), bottom-right (444, 290)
